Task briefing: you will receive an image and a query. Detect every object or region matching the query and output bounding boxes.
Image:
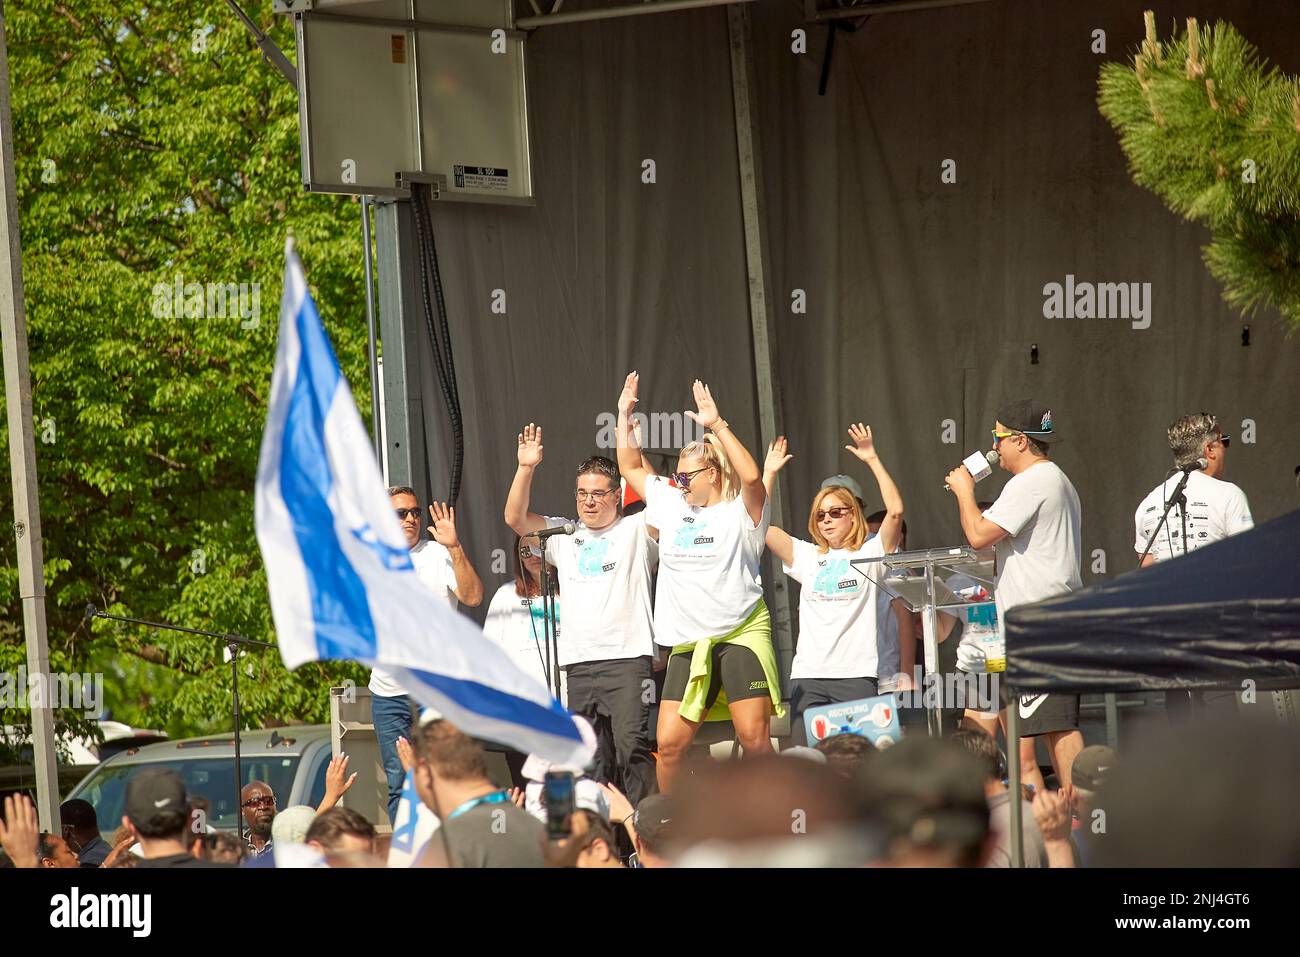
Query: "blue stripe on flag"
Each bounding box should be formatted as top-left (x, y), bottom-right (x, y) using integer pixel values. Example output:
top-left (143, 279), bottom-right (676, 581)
top-left (279, 290), bottom-right (377, 660)
top-left (406, 668), bottom-right (582, 744)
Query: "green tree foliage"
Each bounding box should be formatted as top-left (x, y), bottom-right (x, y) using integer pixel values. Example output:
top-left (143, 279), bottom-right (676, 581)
top-left (1098, 12), bottom-right (1300, 331)
top-left (1, 1), bottom-right (369, 752)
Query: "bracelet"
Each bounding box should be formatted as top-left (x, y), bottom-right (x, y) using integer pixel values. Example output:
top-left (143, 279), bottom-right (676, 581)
top-left (710, 420), bottom-right (731, 433)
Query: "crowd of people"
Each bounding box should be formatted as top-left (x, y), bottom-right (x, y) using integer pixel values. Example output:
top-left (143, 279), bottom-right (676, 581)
top-left (0, 378), bottom-right (1269, 869)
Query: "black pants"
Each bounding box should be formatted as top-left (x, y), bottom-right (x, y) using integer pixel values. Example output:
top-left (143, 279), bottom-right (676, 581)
top-left (564, 656), bottom-right (657, 805)
top-left (790, 676), bottom-right (880, 747)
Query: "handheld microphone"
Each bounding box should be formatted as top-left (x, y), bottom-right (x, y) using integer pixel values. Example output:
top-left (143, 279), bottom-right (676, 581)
top-left (944, 450), bottom-right (1000, 490)
top-left (532, 522), bottom-right (577, 539)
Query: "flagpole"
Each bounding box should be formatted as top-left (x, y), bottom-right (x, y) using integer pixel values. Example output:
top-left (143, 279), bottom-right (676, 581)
top-left (0, 0), bottom-right (60, 833)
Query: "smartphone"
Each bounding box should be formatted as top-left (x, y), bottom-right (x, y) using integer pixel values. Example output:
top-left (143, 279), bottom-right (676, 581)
top-left (543, 770), bottom-right (576, 839)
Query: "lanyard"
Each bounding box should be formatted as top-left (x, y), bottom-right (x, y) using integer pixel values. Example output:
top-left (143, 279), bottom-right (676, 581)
top-left (447, 789), bottom-right (510, 820)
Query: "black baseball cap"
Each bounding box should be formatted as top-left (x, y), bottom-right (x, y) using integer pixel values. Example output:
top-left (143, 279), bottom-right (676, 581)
top-left (124, 769), bottom-right (189, 831)
top-left (1071, 745), bottom-right (1117, 792)
top-left (632, 794), bottom-right (676, 854)
top-left (997, 399), bottom-right (1059, 442)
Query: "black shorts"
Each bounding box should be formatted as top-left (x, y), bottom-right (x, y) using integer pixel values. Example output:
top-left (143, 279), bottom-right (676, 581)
top-left (662, 643), bottom-right (770, 710)
top-left (1013, 692), bottom-right (1080, 736)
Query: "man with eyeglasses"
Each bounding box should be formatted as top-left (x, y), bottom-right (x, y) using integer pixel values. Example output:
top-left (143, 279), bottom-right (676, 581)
top-left (1133, 412), bottom-right (1253, 721)
top-left (370, 485), bottom-right (484, 827)
top-left (505, 423), bottom-right (659, 805)
top-left (945, 400), bottom-right (1083, 792)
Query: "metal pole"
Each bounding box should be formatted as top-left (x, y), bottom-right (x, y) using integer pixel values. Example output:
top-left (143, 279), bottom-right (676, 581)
top-left (361, 196), bottom-right (382, 457)
top-left (517, 0), bottom-right (757, 29)
top-left (1104, 692), bottom-right (1119, 750)
top-left (0, 1), bottom-right (60, 833)
top-left (726, 4), bottom-right (795, 701)
top-left (922, 561), bottom-right (941, 736)
top-left (1007, 703), bottom-right (1024, 867)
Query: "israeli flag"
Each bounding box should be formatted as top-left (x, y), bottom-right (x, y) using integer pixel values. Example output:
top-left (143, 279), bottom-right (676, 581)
top-left (386, 769), bottom-right (440, 868)
top-left (255, 240), bottom-right (589, 767)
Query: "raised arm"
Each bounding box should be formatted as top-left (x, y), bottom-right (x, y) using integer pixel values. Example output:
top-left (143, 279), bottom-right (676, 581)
top-left (615, 372), bottom-right (652, 501)
top-left (686, 380), bottom-right (765, 525)
top-left (845, 423), bottom-right (904, 555)
top-left (429, 501), bottom-right (484, 607)
top-left (504, 423), bottom-right (549, 537)
top-left (761, 437), bottom-right (796, 564)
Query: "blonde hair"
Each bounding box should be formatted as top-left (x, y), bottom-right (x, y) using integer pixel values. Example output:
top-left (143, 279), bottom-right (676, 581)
top-left (678, 434), bottom-right (741, 501)
top-left (807, 486), bottom-right (869, 554)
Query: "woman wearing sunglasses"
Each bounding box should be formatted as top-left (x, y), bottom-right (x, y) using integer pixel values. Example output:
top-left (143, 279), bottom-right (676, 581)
top-left (614, 372), bottom-right (780, 793)
top-left (483, 532), bottom-right (563, 696)
top-left (762, 426), bottom-right (906, 745)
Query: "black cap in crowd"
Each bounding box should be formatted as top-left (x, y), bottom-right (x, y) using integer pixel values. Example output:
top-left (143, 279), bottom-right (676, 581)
top-left (124, 768), bottom-right (189, 831)
top-left (997, 399), bottom-right (1059, 442)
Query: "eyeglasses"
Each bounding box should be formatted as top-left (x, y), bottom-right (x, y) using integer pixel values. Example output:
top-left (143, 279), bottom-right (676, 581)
top-left (815, 506), bottom-right (854, 522)
top-left (241, 796), bottom-right (275, 809)
top-left (672, 467), bottom-right (711, 488)
top-left (393, 507), bottom-right (421, 520)
top-left (518, 546), bottom-right (541, 560)
top-left (574, 488), bottom-right (617, 503)
top-left (991, 429), bottom-right (1023, 446)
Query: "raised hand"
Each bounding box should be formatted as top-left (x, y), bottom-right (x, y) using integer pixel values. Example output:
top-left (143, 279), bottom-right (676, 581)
top-left (517, 423), bottom-right (544, 468)
top-left (396, 735), bottom-right (415, 773)
top-left (428, 501), bottom-right (459, 549)
top-left (325, 753), bottom-right (358, 800)
top-left (845, 422), bottom-right (878, 463)
top-left (764, 436), bottom-right (793, 476)
top-left (1031, 787), bottom-right (1072, 843)
top-left (618, 372), bottom-right (640, 417)
top-left (684, 379), bottom-right (720, 430)
top-left (0, 794), bottom-right (40, 868)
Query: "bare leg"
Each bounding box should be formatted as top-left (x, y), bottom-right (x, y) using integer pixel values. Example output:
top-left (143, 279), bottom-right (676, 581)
top-left (999, 709), bottom-right (1047, 791)
top-left (655, 699), bottom-right (701, 794)
top-left (1046, 729), bottom-right (1084, 790)
top-left (961, 710), bottom-right (999, 737)
top-left (728, 696), bottom-right (774, 757)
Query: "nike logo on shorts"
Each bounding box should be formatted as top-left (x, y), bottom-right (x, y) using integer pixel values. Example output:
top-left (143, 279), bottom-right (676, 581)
top-left (1019, 694), bottom-right (1048, 719)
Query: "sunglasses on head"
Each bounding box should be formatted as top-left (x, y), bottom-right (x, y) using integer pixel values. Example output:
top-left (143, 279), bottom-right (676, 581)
top-left (393, 507), bottom-right (421, 520)
top-left (815, 506), bottom-right (854, 522)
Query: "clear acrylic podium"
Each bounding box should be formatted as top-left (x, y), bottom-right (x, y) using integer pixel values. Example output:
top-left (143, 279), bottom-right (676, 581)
top-left (851, 545), bottom-right (996, 737)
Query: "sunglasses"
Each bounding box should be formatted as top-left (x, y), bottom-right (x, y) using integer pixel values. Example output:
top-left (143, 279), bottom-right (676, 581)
top-left (241, 796), bottom-right (275, 809)
top-left (815, 506), bottom-right (854, 522)
top-left (1216, 434), bottom-right (1231, 448)
top-left (672, 467), bottom-right (711, 488)
top-left (393, 507), bottom-right (421, 520)
top-left (518, 546), bottom-right (542, 559)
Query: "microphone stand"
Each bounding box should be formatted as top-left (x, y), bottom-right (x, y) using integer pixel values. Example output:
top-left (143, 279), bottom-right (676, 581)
top-left (85, 605), bottom-right (275, 844)
top-left (1137, 469), bottom-right (1194, 566)
top-left (536, 559), bottom-right (561, 701)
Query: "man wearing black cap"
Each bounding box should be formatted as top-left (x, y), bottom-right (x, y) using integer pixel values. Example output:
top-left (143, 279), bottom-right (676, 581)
top-left (945, 400), bottom-right (1083, 791)
top-left (122, 769), bottom-right (227, 867)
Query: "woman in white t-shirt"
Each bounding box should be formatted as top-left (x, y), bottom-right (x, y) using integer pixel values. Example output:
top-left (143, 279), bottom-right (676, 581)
top-left (614, 373), bottom-right (781, 793)
top-left (762, 426), bottom-right (907, 745)
top-left (483, 533), bottom-right (564, 700)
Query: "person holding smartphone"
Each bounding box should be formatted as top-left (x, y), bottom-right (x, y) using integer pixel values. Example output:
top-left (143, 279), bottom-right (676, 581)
top-left (761, 427), bottom-right (907, 745)
top-left (614, 373), bottom-right (781, 793)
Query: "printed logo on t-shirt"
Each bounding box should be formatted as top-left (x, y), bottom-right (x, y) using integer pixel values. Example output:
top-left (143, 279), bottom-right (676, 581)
top-left (576, 538), bottom-right (614, 577)
top-left (522, 598), bottom-right (559, 635)
top-left (812, 559), bottom-right (860, 597)
top-left (672, 520), bottom-right (715, 550)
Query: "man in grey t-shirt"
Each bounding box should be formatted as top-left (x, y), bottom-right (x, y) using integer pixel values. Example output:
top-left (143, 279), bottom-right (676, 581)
top-left (945, 400), bottom-right (1083, 793)
top-left (412, 718), bottom-right (545, 868)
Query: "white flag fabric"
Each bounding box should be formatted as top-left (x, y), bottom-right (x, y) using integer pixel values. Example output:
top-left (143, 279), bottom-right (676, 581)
top-left (386, 768), bottom-right (440, 868)
top-left (255, 240), bottom-right (589, 767)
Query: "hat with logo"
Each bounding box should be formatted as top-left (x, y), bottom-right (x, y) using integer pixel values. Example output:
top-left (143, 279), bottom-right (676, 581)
top-left (1071, 745), bottom-right (1117, 792)
top-left (997, 399), bottom-right (1059, 443)
top-left (124, 768), bottom-right (189, 830)
top-left (821, 474), bottom-right (865, 503)
top-left (632, 793), bottom-right (676, 854)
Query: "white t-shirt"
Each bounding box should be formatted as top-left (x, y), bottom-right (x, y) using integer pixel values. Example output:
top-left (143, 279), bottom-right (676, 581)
top-left (482, 583), bottom-right (567, 701)
top-left (784, 536), bottom-right (889, 680)
top-left (368, 539), bottom-right (457, 697)
top-left (542, 513), bottom-right (656, 667)
top-left (643, 474), bottom-right (769, 644)
top-left (1133, 470), bottom-right (1253, 562)
top-left (982, 461), bottom-right (1082, 621)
